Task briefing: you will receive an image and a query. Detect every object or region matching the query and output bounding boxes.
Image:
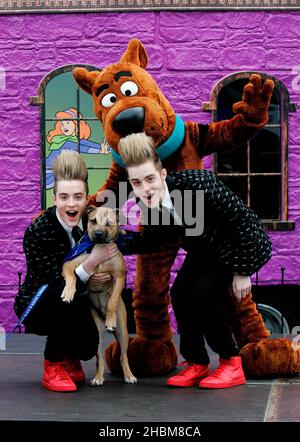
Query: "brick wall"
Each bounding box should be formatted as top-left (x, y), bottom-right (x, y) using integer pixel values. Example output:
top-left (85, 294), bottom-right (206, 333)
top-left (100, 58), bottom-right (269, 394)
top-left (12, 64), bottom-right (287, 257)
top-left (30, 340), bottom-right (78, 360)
top-left (0, 11), bottom-right (300, 330)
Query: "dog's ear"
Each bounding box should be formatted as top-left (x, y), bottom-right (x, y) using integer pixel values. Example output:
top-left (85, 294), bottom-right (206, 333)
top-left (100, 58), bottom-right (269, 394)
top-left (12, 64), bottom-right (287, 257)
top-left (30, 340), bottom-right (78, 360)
top-left (73, 68), bottom-right (100, 95)
top-left (120, 39), bottom-right (148, 69)
top-left (113, 208), bottom-right (120, 223)
top-left (85, 205), bottom-right (97, 217)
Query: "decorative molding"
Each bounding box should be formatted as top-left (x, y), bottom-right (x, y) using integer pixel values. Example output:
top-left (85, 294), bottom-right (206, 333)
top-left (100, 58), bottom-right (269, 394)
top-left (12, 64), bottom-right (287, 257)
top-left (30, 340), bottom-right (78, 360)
top-left (0, 0), bottom-right (300, 14)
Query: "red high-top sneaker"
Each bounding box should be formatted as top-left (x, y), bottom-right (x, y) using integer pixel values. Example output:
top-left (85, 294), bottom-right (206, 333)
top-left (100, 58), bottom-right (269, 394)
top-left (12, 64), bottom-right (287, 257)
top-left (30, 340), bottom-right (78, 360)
top-left (64, 357), bottom-right (85, 383)
top-left (42, 360), bottom-right (77, 392)
top-left (167, 361), bottom-right (210, 387)
top-left (199, 356), bottom-right (246, 389)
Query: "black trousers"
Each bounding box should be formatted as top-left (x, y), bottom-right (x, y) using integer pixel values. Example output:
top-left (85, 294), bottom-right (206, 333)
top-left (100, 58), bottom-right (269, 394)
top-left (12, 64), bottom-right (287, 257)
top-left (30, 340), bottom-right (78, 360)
top-left (24, 284), bottom-right (99, 362)
top-left (170, 249), bottom-right (239, 365)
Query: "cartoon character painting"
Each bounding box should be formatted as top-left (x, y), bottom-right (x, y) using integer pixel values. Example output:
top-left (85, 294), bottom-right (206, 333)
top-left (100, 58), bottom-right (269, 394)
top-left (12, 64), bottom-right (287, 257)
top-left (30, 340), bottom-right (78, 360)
top-left (46, 107), bottom-right (111, 190)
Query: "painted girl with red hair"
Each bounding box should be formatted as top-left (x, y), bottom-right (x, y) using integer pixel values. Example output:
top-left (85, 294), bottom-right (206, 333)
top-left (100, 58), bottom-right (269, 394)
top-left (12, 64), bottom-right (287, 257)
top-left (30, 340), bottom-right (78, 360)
top-left (47, 108), bottom-right (91, 151)
top-left (46, 108), bottom-right (110, 190)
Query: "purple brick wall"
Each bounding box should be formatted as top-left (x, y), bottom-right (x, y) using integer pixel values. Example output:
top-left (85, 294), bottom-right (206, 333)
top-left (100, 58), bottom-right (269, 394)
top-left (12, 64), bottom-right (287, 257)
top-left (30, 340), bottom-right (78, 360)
top-left (0, 11), bottom-right (300, 330)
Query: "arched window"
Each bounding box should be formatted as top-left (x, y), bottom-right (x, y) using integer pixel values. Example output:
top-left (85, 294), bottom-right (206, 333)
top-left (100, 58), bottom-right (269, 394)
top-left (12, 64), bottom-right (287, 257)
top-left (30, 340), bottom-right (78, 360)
top-left (30, 65), bottom-right (112, 209)
top-left (203, 72), bottom-right (296, 231)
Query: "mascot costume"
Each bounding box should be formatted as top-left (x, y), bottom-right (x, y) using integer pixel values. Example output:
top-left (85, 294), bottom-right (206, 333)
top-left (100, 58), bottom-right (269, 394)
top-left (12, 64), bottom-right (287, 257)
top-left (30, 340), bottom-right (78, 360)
top-left (73, 39), bottom-right (300, 378)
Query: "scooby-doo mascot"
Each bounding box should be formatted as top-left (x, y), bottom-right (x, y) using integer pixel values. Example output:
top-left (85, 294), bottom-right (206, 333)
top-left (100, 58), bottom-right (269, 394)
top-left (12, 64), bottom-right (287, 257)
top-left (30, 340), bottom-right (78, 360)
top-left (73, 39), bottom-right (300, 378)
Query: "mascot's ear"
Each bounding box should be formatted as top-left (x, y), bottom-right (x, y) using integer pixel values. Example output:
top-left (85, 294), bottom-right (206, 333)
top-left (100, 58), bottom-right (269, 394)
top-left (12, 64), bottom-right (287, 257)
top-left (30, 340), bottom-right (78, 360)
top-left (120, 38), bottom-right (148, 69)
top-left (73, 68), bottom-right (100, 95)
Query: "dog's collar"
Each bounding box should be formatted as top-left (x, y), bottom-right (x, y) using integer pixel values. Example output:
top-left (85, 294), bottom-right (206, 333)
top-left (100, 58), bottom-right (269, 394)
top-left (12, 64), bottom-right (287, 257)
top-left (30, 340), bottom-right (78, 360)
top-left (63, 232), bottom-right (93, 263)
top-left (111, 114), bottom-right (185, 168)
top-left (63, 230), bottom-right (137, 264)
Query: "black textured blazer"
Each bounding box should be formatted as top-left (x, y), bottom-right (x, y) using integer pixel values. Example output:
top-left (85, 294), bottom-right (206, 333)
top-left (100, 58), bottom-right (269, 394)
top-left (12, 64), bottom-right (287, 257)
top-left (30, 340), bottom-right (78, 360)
top-left (164, 169), bottom-right (272, 276)
top-left (14, 207), bottom-right (87, 318)
top-left (118, 169), bottom-right (272, 277)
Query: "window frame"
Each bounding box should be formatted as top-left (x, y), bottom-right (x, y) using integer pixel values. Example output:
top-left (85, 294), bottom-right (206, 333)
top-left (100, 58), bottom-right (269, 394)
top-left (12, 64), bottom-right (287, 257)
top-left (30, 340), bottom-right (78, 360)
top-left (202, 71), bottom-right (296, 231)
top-left (30, 64), bottom-right (106, 210)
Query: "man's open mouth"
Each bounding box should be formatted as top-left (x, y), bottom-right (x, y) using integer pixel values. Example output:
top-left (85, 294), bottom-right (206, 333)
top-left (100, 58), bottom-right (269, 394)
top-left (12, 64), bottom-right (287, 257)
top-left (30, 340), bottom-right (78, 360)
top-left (66, 210), bottom-right (78, 219)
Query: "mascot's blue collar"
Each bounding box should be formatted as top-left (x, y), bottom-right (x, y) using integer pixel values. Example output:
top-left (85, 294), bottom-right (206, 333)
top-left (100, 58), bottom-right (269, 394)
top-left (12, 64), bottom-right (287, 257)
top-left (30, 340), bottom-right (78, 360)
top-left (111, 114), bottom-right (185, 168)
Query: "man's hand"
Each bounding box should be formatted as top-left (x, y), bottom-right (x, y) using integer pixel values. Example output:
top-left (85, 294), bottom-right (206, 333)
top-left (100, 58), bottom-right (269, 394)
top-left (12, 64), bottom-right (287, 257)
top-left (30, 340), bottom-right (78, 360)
top-left (83, 243), bottom-right (118, 275)
top-left (232, 275), bottom-right (251, 302)
top-left (89, 272), bottom-right (112, 284)
top-left (232, 74), bottom-right (274, 126)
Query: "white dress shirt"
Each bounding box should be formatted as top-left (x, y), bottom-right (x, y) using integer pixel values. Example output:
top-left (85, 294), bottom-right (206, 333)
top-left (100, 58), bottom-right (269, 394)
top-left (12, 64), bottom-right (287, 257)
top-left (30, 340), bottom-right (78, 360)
top-left (161, 186), bottom-right (183, 226)
top-left (56, 209), bottom-right (90, 283)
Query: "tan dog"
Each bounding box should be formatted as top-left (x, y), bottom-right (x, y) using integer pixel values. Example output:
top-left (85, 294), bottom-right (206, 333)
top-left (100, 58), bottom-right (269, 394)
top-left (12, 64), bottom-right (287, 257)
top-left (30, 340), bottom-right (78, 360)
top-left (61, 205), bottom-right (137, 386)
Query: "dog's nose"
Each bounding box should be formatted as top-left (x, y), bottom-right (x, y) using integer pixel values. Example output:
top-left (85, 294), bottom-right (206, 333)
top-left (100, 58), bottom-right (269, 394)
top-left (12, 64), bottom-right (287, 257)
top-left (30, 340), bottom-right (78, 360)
top-left (112, 107), bottom-right (145, 137)
top-left (94, 230), bottom-right (106, 242)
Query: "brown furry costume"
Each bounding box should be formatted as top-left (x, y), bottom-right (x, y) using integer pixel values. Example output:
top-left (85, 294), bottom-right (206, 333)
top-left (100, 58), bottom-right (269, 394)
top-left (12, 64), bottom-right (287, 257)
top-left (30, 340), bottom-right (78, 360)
top-left (73, 39), bottom-right (300, 378)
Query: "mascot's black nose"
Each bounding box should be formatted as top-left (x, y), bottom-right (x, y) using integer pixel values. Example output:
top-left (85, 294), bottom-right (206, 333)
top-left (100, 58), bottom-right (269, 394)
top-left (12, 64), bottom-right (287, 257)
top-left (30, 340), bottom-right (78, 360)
top-left (112, 107), bottom-right (145, 137)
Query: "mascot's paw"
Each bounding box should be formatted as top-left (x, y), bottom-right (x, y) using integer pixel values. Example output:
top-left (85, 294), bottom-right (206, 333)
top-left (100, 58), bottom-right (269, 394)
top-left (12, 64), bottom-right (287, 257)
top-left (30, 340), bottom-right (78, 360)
top-left (232, 74), bottom-right (274, 126)
top-left (105, 337), bottom-right (177, 376)
top-left (240, 337), bottom-right (300, 378)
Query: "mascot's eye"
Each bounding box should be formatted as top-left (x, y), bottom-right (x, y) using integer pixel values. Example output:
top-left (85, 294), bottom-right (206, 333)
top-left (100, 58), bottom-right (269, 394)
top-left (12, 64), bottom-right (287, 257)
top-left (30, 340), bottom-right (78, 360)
top-left (120, 81), bottom-right (138, 97)
top-left (101, 93), bottom-right (117, 108)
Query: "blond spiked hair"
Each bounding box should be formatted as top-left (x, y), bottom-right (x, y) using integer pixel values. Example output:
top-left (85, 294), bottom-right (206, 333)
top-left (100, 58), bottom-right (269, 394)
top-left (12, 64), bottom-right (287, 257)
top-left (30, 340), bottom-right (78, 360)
top-left (52, 149), bottom-right (89, 194)
top-left (118, 133), bottom-right (163, 170)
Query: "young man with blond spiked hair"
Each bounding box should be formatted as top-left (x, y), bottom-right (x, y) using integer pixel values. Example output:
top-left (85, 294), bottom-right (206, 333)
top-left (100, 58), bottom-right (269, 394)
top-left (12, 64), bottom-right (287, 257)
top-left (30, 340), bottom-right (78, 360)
top-left (118, 132), bottom-right (271, 389)
top-left (14, 150), bottom-right (118, 392)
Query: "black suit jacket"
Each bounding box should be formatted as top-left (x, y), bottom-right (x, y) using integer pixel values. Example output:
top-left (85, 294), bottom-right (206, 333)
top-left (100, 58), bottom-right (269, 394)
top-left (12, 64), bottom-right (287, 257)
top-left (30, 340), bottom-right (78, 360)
top-left (14, 207), bottom-right (87, 318)
top-left (127, 169), bottom-right (272, 277)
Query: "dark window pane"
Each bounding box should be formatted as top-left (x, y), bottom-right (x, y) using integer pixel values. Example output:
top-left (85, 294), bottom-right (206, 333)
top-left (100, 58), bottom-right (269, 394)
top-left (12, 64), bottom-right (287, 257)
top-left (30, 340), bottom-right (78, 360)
top-left (217, 79), bottom-right (248, 120)
top-left (250, 127), bottom-right (281, 173)
top-left (250, 176), bottom-right (281, 220)
top-left (217, 78), bottom-right (280, 124)
top-left (216, 147), bottom-right (247, 174)
top-left (217, 175), bottom-right (248, 204)
top-left (268, 88), bottom-right (280, 124)
top-left (216, 76), bottom-right (282, 221)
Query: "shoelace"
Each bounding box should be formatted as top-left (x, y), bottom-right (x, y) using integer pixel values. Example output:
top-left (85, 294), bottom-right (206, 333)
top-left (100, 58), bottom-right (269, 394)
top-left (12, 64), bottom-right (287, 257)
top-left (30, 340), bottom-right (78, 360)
top-left (209, 361), bottom-right (230, 379)
top-left (52, 363), bottom-right (72, 381)
top-left (178, 363), bottom-right (200, 376)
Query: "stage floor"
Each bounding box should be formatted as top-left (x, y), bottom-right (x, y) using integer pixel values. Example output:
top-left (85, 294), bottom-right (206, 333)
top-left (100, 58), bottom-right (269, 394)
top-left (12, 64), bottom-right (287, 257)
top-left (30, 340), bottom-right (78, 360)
top-left (0, 334), bottom-right (299, 423)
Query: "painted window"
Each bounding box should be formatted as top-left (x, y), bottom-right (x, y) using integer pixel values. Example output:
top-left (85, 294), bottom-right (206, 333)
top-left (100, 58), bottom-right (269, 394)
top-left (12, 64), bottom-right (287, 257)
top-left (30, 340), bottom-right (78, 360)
top-left (32, 65), bottom-right (112, 209)
top-left (205, 72), bottom-right (295, 230)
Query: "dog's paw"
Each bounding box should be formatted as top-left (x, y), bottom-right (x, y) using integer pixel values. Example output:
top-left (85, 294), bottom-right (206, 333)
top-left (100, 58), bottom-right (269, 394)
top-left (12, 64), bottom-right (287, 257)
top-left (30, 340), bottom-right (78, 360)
top-left (105, 318), bottom-right (117, 332)
top-left (61, 286), bottom-right (75, 303)
top-left (90, 377), bottom-right (105, 387)
top-left (124, 375), bottom-right (137, 384)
